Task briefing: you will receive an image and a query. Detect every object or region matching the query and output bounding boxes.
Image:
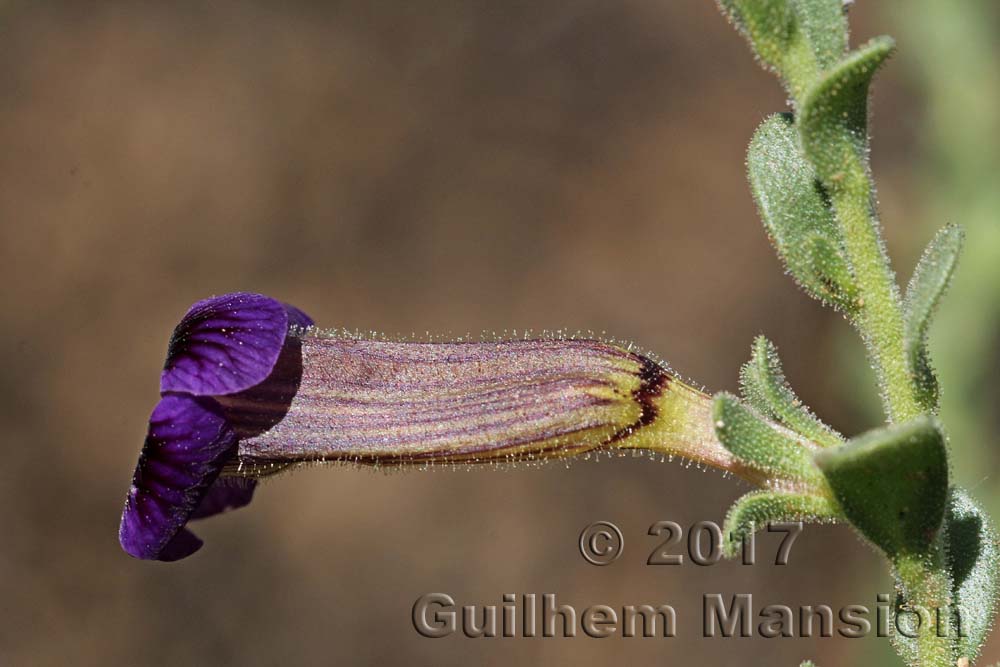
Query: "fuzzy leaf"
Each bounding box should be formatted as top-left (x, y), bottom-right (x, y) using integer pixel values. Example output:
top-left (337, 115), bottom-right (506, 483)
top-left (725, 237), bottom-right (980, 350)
top-left (803, 233), bottom-right (860, 305)
top-left (891, 488), bottom-right (1000, 667)
top-left (717, 0), bottom-right (847, 99)
top-left (740, 335), bottom-right (844, 447)
top-left (942, 488), bottom-right (1000, 663)
top-left (814, 416), bottom-right (948, 558)
top-left (798, 37), bottom-right (895, 185)
top-left (723, 489), bottom-right (839, 558)
top-left (717, 0), bottom-right (795, 73)
top-left (713, 392), bottom-right (824, 486)
top-left (903, 224), bottom-right (964, 413)
top-left (791, 0), bottom-right (849, 68)
top-left (747, 114), bottom-right (859, 311)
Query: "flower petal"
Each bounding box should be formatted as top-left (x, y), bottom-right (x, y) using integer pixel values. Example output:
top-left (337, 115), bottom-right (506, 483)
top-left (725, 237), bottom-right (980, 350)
top-left (157, 529), bottom-right (204, 562)
top-left (160, 292), bottom-right (312, 396)
top-left (189, 478), bottom-right (256, 520)
top-left (283, 304), bottom-right (314, 331)
top-left (119, 394), bottom-right (237, 561)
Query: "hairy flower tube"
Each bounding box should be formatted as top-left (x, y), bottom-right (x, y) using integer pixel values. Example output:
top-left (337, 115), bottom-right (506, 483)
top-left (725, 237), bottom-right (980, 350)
top-left (120, 292), bottom-right (826, 561)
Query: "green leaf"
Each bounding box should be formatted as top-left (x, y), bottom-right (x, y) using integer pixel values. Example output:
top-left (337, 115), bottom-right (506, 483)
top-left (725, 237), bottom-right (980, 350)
top-left (814, 416), bottom-right (948, 558)
top-left (723, 489), bottom-right (840, 558)
top-left (713, 392), bottom-right (825, 487)
top-left (716, 0), bottom-right (848, 100)
top-left (803, 233), bottom-right (860, 306)
top-left (903, 224), bottom-right (965, 413)
top-left (747, 114), bottom-right (859, 311)
top-left (740, 335), bottom-right (844, 447)
top-left (791, 0), bottom-right (849, 69)
top-left (798, 36), bottom-right (895, 186)
top-left (942, 487), bottom-right (1000, 664)
top-left (890, 488), bottom-right (999, 667)
top-left (717, 0), bottom-right (795, 73)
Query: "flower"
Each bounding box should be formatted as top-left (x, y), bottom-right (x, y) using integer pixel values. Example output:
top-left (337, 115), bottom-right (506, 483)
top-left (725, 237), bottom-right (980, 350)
top-left (119, 293), bottom-right (313, 561)
top-left (120, 292), bottom-right (756, 562)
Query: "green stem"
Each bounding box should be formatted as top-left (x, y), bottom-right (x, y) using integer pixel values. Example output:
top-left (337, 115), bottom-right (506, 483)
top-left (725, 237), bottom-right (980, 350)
top-left (894, 547), bottom-right (955, 667)
top-left (829, 165), bottom-right (923, 423)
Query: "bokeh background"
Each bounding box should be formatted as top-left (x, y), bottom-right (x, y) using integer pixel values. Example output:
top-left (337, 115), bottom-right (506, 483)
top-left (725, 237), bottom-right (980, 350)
top-left (1, 1), bottom-right (997, 665)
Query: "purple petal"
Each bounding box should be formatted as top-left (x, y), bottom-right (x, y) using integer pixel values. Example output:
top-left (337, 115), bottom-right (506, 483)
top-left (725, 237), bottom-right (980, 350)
top-left (189, 478), bottom-right (257, 520)
top-left (119, 394), bottom-right (237, 561)
top-left (157, 529), bottom-right (204, 562)
top-left (283, 303), bottom-right (314, 331)
top-left (160, 292), bottom-right (312, 397)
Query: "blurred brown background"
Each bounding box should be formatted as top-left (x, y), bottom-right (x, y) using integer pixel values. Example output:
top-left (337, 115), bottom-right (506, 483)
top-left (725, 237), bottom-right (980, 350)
top-left (1, 1), bottom-right (996, 665)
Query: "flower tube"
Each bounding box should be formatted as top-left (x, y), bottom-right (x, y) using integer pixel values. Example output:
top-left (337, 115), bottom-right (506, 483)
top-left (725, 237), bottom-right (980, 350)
top-left (120, 292), bottom-right (766, 561)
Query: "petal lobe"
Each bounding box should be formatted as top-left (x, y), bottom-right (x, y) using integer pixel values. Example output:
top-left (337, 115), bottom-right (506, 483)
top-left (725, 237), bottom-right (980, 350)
top-left (119, 394), bottom-right (237, 561)
top-left (160, 293), bottom-right (297, 396)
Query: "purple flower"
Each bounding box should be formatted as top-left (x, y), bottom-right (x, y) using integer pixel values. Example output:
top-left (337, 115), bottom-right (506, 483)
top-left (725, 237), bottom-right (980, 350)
top-left (119, 293), bottom-right (313, 561)
top-left (121, 292), bottom-right (763, 562)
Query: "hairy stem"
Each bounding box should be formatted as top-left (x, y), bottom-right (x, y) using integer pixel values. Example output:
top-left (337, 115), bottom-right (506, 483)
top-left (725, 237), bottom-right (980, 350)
top-left (894, 546), bottom-right (954, 667)
top-left (828, 165), bottom-right (922, 423)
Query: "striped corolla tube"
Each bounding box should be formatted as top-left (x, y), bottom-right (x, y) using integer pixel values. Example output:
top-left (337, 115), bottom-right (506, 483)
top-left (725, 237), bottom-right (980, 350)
top-left (120, 292), bottom-right (771, 561)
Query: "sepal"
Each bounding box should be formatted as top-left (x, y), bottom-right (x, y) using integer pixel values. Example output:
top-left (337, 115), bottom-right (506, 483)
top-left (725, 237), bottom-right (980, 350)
top-left (739, 335), bottom-right (843, 447)
top-left (723, 489), bottom-right (840, 558)
top-left (713, 392), bottom-right (825, 487)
